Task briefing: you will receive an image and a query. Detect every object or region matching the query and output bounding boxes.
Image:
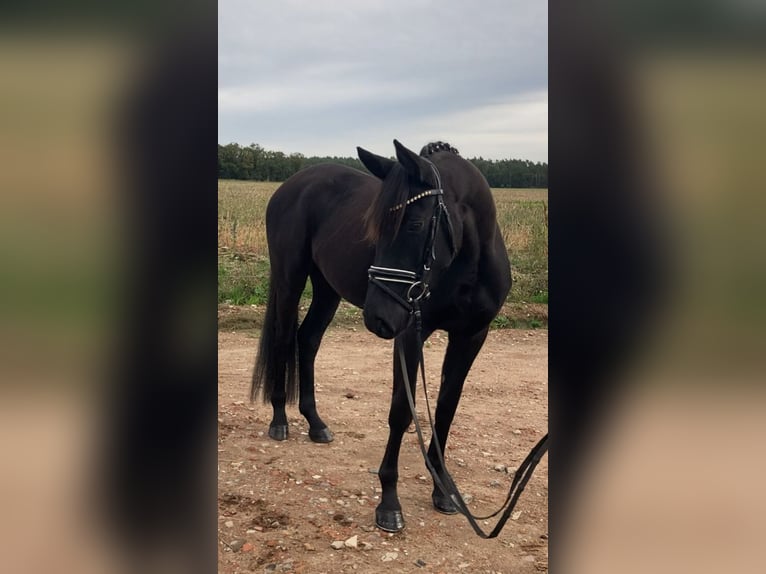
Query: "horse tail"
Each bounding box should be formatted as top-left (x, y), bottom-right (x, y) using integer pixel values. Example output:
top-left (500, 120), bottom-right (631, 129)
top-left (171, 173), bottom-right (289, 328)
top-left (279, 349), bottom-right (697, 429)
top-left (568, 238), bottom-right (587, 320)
top-left (251, 276), bottom-right (299, 404)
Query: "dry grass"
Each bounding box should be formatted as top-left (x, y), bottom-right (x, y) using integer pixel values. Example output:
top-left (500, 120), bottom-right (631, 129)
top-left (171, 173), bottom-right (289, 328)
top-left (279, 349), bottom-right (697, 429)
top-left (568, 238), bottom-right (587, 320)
top-left (218, 179), bottom-right (548, 317)
top-left (218, 180), bottom-right (276, 255)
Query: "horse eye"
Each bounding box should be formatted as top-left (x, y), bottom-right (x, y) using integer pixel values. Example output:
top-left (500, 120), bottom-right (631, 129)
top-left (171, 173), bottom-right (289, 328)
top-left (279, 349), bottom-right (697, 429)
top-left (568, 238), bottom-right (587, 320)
top-left (406, 219), bottom-right (424, 232)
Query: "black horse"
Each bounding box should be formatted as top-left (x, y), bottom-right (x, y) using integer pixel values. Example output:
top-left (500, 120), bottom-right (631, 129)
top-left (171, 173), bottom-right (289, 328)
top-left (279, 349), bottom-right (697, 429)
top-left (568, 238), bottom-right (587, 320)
top-left (251, 139), bottom-right (511, 532)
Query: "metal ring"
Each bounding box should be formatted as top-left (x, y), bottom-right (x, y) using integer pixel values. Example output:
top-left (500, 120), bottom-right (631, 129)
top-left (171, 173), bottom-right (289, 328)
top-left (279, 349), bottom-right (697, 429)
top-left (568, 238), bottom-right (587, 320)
top-left (406, 281), bottom-right (428, 302)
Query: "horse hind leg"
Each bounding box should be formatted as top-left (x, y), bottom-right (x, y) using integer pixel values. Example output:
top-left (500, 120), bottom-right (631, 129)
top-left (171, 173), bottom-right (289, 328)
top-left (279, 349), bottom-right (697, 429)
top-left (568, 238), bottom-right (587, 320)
top-left (297, 269), bottom-right (340, 443)
top-left (251, 268), bottom-right (307, 441)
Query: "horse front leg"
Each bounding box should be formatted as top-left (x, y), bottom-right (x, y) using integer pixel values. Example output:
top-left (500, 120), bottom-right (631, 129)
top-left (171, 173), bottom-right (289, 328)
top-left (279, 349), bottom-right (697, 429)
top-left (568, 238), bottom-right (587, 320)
top-left (428, 327), bottom-right (489, 514)
top-left (375, 326), bottom-right (431, 532)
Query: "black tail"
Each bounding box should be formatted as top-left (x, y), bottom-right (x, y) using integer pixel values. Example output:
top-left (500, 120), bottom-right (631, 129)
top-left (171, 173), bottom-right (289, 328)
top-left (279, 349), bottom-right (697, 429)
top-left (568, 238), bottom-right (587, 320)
top-left (251, 278), bottom-right (299, 404)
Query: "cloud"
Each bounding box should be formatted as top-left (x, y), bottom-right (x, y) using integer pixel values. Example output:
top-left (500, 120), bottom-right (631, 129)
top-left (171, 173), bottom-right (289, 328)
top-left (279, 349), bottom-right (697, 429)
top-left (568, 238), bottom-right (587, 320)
top-left (218, 0), bottom-right (547, 160)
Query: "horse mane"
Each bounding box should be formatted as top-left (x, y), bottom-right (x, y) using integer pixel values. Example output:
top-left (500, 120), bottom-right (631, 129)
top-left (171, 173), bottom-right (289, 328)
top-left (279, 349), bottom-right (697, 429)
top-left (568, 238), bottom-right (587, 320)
top-left (419, 141), bottom-right (460, 157)
top-left (364, 142), bottom-right (460, 244)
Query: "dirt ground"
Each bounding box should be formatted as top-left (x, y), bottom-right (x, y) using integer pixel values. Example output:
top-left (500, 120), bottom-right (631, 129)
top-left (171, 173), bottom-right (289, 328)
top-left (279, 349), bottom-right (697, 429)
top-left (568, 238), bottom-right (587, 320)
top-left (218, 326), bottom-right (548, 574)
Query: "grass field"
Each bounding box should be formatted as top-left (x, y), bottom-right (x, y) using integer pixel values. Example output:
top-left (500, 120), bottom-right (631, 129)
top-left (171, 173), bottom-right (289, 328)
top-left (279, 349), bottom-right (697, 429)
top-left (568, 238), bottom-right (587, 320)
top-left (218, 179), bottom-right (548, 329)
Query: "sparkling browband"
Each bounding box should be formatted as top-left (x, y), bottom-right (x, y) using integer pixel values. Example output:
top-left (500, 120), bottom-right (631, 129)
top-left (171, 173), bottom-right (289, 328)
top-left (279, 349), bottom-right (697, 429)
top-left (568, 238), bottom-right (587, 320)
top-left (389, 188), bottom-right (443, 212)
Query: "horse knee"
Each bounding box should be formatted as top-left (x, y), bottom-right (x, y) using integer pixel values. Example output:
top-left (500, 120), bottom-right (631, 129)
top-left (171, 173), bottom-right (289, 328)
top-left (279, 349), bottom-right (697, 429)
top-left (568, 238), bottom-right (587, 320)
top-left (387, 409), bottom-right (412, 434)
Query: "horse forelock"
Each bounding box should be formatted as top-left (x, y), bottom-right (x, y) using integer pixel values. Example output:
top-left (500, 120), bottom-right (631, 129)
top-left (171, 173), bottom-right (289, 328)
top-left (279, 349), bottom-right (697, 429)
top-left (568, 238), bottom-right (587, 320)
top-left (363, 163), bottom-right (409, 244)
top-left (364, 142), bottom-right (460, 244)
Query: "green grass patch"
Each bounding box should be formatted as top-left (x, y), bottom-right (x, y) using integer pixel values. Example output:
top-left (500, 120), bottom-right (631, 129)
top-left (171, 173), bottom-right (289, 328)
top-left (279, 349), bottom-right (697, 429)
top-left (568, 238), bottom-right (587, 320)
top-left (218, 253), bottom-right (271, 305)
top-left (530, 290), bottom-right (549, 304)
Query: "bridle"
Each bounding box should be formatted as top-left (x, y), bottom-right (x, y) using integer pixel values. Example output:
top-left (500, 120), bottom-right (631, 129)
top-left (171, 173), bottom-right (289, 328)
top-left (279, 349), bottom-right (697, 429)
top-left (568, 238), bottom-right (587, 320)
top-left (366, 160), bottom-right (548, 539)
top-left (367, 161), bottom-right (455, 317)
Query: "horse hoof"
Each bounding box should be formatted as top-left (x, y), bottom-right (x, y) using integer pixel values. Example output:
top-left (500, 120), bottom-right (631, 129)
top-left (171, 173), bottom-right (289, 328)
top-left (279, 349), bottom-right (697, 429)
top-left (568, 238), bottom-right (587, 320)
top-left (375, 508), bottom-right (405, 533)
top-left (308, 427), bottom-right (334, 443)
top-left (268, 425), bottom-right (289, 441)
top-left (432, 492), bottom-right (458, 515)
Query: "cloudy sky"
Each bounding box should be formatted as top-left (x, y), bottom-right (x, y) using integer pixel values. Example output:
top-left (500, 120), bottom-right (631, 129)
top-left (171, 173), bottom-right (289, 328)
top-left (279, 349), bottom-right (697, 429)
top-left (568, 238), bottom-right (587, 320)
top-left (218, 1), bottom-right (547, 161)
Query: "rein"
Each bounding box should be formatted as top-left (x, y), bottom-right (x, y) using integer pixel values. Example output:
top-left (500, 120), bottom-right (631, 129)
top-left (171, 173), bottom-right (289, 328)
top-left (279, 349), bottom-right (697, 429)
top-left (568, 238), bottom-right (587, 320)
top-left (398, 307), bottom-right (549, 538)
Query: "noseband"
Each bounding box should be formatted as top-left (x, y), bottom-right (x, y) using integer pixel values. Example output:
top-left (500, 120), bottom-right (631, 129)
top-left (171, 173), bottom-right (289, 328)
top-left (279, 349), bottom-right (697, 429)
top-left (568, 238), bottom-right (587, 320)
top-left (367, 163), bottom-right (455, 315)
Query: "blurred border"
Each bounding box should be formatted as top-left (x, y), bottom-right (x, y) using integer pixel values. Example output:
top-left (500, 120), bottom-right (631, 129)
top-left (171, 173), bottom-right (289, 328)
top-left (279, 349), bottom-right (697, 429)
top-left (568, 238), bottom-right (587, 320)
top-left (550, 1), bottom-right (766, 573)
top-left (0, 3), bottom-right (217, 574)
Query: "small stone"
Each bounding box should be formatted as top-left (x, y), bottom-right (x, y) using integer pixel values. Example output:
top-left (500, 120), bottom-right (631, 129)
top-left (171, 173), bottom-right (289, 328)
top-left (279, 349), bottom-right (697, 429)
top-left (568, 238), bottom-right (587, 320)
top-left (229, 539), bottom-right (246, 552)
top-left (417, 475), bottom-right (427, 481)
top-left (382, 551), bottom-right (399, 562)
top-left (513, 429), bottom-right (522, 435)
top-left (494, 464), bottom-right (507, 472)
top-left (331, 540), bottom-right (345, 550)
top-left (458, 563), bottom-right (470, 569)
top-left (511, 510), bottom-right (522, 520)
top-left (241, 542), bottom-right (254, 552)
top-left (224, 520), bottom-right (234, 528)
top-left (246, 529), bottom-right (257, 534)
top-left (415, 558), bottom-right (427, 567)
top-left (369, 468), bottom-right (379, 474)
top-left (522, 555), bottom-right (535, 562)
top-left (361, 541), bottom-right (373, 550)
top-left (345, 535), bottom-right (358, 548)
top-left (253, 525), bottom-right (264, 531)
top-left (490, 479), bottom-right (502, 487)
top-left (303, 543), bottom-right (316, 551)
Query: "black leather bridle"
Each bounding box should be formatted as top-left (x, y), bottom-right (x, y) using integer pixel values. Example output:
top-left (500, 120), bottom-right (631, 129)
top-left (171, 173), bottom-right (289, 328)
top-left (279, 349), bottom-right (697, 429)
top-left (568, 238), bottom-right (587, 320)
top-left (367, 162), bottom-right (455, 317)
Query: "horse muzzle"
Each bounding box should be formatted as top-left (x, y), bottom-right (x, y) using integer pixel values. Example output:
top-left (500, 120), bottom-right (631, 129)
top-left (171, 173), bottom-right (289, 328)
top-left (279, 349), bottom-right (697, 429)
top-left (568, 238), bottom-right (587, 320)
top-left (363, 310), bottom-right (399, 339)
top-left (363, 269), bottom-right (419, 339)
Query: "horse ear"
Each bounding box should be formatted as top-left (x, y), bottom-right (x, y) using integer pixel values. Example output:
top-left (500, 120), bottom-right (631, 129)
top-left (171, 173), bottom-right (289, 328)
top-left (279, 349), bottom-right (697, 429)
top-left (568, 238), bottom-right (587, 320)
top-left (393, 139), bottom-right (432, 184)
top-left (357, 146), bottom-right (396, 180)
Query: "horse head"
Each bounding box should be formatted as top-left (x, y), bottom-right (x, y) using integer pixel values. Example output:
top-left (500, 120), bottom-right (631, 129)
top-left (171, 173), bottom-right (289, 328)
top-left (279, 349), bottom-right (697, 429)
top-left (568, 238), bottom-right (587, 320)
top-left (358, 139), bottom-right (457, 339)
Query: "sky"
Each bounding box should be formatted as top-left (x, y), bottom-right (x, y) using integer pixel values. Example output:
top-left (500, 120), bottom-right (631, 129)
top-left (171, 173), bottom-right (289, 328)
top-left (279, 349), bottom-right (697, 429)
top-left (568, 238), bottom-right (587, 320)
top-left (218, 1), bottom-right (547, 162)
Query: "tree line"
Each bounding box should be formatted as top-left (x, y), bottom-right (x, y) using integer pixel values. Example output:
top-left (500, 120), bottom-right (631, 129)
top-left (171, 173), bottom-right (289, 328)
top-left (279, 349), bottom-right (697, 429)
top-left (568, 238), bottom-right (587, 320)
top-left (218, 143), bottom-right (548, 188)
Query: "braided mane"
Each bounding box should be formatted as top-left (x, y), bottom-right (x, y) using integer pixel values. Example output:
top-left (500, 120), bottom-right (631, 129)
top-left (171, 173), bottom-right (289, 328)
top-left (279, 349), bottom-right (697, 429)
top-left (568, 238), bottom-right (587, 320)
top-left (419, 141), bottom-right (460, 157)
